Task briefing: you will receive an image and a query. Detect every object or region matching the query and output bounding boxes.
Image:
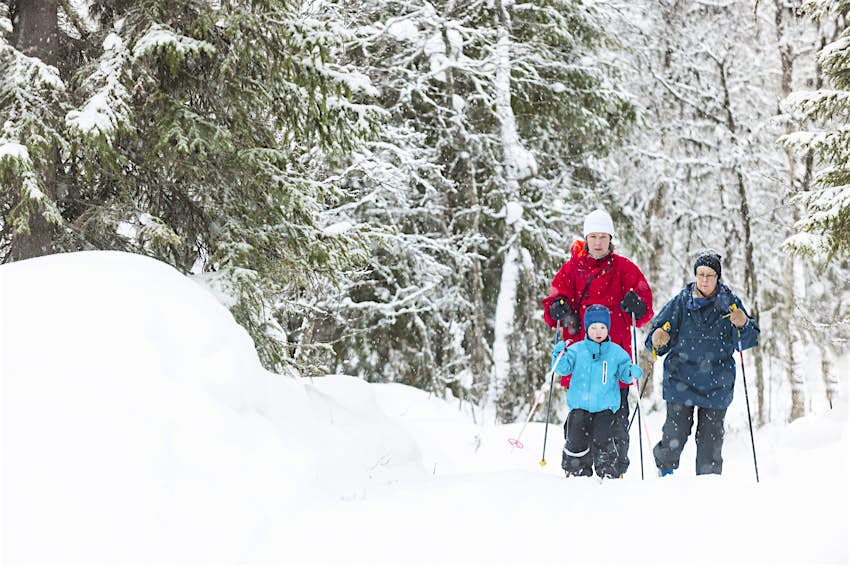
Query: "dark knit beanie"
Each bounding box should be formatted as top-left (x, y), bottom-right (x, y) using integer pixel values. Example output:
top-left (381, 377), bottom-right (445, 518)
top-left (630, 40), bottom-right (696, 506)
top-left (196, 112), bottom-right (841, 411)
top-left (583, 304), bottom-right (611, 331)
top-left (694, 252), bottom-right (722, 279)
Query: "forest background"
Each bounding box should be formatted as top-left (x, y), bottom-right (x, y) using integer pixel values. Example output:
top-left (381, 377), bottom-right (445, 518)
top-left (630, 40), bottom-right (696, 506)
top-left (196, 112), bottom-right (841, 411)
top-left (1, 0), bottom-right (848, 426)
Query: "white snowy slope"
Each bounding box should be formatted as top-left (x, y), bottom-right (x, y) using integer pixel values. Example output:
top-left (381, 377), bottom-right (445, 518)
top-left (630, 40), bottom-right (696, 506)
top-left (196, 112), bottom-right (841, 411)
top-left (1, 251), bottom-right (847, 565)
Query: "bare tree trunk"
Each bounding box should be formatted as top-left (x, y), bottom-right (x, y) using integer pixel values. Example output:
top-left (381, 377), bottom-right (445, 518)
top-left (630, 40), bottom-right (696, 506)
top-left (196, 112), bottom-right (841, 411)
top-left (640, 182), bottom-right (667, 406)
top-left (483, 0), bottom-right (536, 422)
top-left (734, 168), bottom-right (766, 425)
top-left (639, 7), bottom-right (681, 409)
top-left (466, 162), bottom-right (488, 410)
top-left (441, 7), bottom-right (489, 409)
top-left (714, 52), bottom-right (767, 425)
top-left (820, 346), bottom-right (837, 409)
top-left (784, 258), bottom-right (806, 421)
top-left (8, 0), bottom-right (60, 261)
top-left (775, 0), bottom-right (807, 422)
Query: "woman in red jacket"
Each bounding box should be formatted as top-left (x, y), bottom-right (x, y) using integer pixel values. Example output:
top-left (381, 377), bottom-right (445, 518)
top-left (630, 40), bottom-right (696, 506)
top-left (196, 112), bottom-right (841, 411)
top-left (542, 208), bottom-right (654, 478)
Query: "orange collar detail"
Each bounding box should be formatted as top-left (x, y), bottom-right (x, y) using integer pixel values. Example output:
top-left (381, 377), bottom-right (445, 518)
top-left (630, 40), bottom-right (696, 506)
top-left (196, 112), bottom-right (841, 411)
top-left (570, 239), bottom-right (587, 259)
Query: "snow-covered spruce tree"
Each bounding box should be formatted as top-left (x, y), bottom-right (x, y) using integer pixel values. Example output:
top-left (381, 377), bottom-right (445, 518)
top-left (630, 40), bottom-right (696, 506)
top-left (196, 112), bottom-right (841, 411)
top-left (324, 0), bottom-right (632, 422)
top-left (781, 0), bottom-right (850, 260)
top-left (779, 0), bottom-right (850, 412)
top-left (0, 1), bottom-right (378, 372)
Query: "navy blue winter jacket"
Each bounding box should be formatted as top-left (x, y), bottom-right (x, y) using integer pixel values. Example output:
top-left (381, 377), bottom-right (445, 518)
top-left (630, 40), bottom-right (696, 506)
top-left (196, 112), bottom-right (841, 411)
top-left (644, 282), bottom-right (759, 409)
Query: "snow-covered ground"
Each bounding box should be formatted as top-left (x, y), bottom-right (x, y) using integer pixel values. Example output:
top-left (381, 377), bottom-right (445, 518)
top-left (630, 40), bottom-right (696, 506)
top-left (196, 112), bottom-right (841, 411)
top-left (2, 252), bottom-right (847, 564)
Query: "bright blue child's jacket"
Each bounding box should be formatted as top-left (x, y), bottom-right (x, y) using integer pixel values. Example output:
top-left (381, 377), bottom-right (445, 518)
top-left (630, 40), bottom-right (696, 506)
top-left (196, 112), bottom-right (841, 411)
top-left (552, 337), bottom-right (640, 413)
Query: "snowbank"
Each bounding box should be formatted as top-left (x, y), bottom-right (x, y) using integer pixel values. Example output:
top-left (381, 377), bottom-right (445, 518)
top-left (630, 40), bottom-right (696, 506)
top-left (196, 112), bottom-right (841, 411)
top-left (1, 251), bottom-right (423, 563)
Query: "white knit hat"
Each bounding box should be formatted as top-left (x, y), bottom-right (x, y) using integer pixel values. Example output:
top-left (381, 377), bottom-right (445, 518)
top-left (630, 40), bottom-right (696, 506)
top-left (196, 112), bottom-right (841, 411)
top-left (583, 209), bottom-right (615, 238)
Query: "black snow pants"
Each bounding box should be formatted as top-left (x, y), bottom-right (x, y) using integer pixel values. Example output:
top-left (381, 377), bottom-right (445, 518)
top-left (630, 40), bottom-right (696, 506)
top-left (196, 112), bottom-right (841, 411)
top-left (561, 408), bottom-right (617, 479)
top-left (653, 402), bottom-right (727, 475)
top-left (611, 387), bottom-right (630, 476)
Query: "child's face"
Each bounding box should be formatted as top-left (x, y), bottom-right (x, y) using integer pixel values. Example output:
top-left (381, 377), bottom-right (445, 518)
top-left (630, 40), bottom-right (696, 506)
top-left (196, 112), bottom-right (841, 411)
top-left (587, 323), bottom-right (609, 343)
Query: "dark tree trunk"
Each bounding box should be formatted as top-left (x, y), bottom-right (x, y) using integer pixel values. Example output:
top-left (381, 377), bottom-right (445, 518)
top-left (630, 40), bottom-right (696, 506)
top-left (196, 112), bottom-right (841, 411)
top-left (774, 0), bottom-right (807, 422)
top-left (8, 0), bottom-right (60, 261)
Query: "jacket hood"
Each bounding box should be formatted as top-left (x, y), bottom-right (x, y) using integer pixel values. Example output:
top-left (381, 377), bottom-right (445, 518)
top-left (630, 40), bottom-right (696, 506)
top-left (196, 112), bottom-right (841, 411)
top-left (570, 239), bottom-right (587, 259)
top-left (684, 281), bottom-right (734, 312)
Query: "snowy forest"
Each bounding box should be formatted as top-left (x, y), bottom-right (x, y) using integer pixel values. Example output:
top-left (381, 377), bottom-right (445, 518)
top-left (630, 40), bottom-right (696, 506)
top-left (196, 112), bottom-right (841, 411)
top-left (1, 0), bottom-right (848, 427)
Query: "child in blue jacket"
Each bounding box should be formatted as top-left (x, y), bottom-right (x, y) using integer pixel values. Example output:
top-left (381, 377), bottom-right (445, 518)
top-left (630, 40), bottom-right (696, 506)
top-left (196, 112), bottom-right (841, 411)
top-left (552, 304), bottom-right (642, 479)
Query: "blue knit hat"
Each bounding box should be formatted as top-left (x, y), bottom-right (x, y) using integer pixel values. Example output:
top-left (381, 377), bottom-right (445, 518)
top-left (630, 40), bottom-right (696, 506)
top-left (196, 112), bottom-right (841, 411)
top-left (583, 304), bottom-right (611, 331)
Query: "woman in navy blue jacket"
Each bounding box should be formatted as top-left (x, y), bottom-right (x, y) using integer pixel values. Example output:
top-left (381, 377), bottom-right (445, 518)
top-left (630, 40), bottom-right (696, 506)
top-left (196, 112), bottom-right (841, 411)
top-left (645, 252), bottom-right (759, 476)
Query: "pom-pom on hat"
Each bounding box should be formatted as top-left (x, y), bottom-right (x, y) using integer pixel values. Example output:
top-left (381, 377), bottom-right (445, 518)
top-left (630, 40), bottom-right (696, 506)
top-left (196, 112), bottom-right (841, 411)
top-left (583, 304), bottom-right (611, 331)
top-left (694, 251), bottom-right (722, 279)
top-left (583, 209), bottom-right (615, 238)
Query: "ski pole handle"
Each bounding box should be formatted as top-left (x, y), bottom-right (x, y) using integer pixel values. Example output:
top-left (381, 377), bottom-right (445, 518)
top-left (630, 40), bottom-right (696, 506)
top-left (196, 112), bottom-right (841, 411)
top-left (651, 322), bottom-right (669, 361)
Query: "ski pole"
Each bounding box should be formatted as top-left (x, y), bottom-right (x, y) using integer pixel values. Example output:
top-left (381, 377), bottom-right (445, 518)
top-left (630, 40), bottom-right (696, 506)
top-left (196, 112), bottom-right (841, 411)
top-left (640, 400), bottom-right (655, 456)
top-left (628, 321), bottom-right (669, 433)
top-left (508, 386), bottom-right (548, 450)
top-left (731, 304), bottom-right (759, 483)
top-left (508, 323), bottom-right (562, 451)
top-left (508, 349), bottom-right (565, 450)
top-left (540, 322), bottom-right (563, 466)
top-left (630, 312), bottom-right (644, 480)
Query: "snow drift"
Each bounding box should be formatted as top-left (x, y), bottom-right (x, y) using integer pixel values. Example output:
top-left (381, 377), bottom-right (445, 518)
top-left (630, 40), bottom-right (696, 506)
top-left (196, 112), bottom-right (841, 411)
top-left (2, 251), bottom-right (422, 562)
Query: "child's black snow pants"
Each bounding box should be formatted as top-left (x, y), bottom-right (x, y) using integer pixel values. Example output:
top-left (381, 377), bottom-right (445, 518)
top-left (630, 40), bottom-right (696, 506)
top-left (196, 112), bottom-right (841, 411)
top-left (653, 402), bottom-right (727, 475)
top-left (611, 388), bottom-right (630, 476)
top-left (561, 408), bottom-right (617, 478)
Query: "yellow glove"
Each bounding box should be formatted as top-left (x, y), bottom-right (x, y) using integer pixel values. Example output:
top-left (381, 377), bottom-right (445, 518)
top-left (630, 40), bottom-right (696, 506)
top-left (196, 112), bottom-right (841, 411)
top-left (729, 308), bottom-right (747, 329)
top-left (651, 327), bottom-right (670, 348)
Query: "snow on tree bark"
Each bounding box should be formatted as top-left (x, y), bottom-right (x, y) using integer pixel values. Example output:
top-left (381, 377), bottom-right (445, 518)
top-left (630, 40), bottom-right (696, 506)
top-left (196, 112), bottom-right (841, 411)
top-left (484, 0), bottom-right (537, 423)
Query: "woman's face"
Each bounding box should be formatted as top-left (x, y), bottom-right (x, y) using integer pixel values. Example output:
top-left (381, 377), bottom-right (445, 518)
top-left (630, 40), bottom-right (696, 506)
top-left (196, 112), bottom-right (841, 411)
top-left (695, 267), bottom-right (719, 296)
top-left (586, 233), bottom-right (611, 257)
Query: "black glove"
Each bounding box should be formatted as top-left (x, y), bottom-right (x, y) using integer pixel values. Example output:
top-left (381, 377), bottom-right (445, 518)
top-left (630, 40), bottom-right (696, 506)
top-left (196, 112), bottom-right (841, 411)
top-left (548, 296), bottom-right (574, 323)
top-left (620, 290), bottom-right (647, 319)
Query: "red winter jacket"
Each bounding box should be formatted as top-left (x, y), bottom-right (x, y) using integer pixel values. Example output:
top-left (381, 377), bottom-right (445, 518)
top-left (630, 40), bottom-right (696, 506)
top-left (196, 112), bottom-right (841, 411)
top-left (542, 240), bottom-right (654, 388)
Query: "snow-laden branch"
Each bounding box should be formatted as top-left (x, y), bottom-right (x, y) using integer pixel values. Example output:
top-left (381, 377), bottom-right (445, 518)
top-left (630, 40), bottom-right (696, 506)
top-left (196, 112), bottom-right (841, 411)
top-left (784, 89), bottom-right (850, 121)
top-left (649, 69), bottom-right (724, 125)
top-left (818, 33), bottom-right (850, 77)
top-left (0, 44), bottom-right (66, 95)
top-left (780, 129), bottom-right (850, 165)
top-left (132, 24), bottom-right (217, 60)
top-left (0, 141), bottom-right (31, 168)
top-left (66, 33), bottom-right (132, 141)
